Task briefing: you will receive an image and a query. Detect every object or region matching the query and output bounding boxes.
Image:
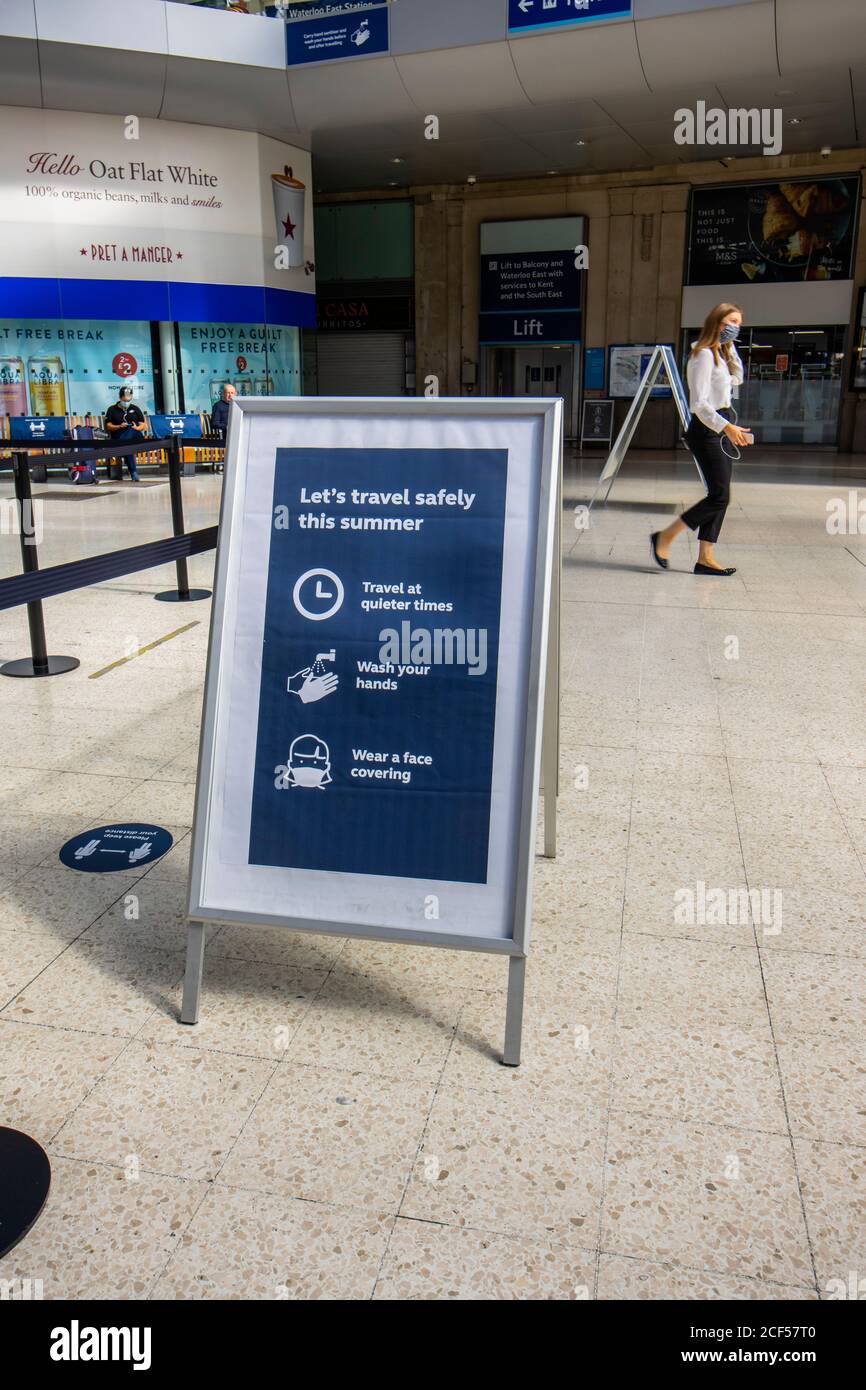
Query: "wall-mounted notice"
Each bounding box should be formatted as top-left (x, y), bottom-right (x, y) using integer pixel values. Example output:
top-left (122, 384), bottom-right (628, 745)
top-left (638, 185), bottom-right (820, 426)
top-left (479, 217), bottom-right (585, 346)
top-left (609, 343), bottom-right (673, 399)
top-left (508, 0), bottom-right (632, 35)
top-left (185, 398), bottom-right (562, 1063)
top-left (285, 4), bottom-right (389, 66)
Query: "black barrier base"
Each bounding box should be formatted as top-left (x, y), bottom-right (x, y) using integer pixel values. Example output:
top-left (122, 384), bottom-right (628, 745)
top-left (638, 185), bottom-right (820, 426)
top-left (154, 588), bottom-right (212, 602)
top-left (0, 1127), bottom-right (51, 1258)
top-left (0, 654), bottom-right (80, 678)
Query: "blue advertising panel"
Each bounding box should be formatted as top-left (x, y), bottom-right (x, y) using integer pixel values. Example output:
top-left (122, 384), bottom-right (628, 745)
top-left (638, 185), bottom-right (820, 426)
top-left (248, 447), bottom-right (507, 884)
top-left (285, 5), bottom-right (389, 66)
top-left (9, 415), bottom-right (67, 440)
top-left (508, 0), bottom-right (632, 33)
top-left (148, 413), bottom-right (202, 438)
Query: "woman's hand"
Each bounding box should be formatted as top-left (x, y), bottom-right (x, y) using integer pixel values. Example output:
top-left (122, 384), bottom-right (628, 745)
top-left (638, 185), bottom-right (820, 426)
top-left (724, 423), bottom-right (752, 447)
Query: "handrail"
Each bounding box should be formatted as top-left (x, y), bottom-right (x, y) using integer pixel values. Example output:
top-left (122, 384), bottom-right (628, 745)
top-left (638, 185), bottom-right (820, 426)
top-left (0, 435), bottom-right (224, 467)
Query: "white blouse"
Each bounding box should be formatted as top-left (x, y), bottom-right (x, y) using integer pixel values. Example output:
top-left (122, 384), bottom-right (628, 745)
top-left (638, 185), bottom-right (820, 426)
top-left (687, 345), bottom-right (744, 433)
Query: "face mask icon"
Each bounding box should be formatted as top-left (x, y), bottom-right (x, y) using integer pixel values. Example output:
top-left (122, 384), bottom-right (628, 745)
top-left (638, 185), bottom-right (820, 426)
top-left (286, 735), bottom-right (332, 790)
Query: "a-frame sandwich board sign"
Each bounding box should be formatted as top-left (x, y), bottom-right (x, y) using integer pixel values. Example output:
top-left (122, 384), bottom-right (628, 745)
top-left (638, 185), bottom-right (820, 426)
top-left (589, 344), bottom-right (699, 507)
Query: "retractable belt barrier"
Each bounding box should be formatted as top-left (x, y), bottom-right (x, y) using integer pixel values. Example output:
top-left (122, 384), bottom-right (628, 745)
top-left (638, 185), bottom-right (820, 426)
top-left (0, 435), bottom-right (220, 678)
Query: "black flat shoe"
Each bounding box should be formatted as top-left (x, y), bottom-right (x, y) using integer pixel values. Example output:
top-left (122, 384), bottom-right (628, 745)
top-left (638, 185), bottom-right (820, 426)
top-left (649, 532), bottom-right (669, 570)
top-left (694, 563), bottom-right (736, 576)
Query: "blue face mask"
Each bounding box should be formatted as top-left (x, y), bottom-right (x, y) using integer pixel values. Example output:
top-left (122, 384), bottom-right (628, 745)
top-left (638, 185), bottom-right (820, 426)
top-left (719, 322), bottom-right (740, 343)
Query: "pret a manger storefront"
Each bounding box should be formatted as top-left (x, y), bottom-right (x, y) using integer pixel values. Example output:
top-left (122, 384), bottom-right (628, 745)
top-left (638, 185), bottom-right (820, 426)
top-left (0, 107), bottom-right (316, 431)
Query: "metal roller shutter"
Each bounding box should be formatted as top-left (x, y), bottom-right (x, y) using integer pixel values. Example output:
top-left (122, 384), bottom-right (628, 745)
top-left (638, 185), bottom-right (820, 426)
top-left (316, 332), bottom-right (406, 396)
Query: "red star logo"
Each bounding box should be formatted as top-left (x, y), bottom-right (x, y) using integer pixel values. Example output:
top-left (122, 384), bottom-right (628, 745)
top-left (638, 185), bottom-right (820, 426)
top-left (80, 247), bottom-right (88, 256)
top-left (282, 215), bottom-right (297, 240)
top-left (176, 251), bottom-right (183, 260)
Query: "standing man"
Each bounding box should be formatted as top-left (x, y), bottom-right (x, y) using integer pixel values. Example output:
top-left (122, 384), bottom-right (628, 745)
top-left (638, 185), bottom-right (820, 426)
top-left (210, 383), bottom-right (236, 474)
top-left (104, 385), bottom-right (147, 482)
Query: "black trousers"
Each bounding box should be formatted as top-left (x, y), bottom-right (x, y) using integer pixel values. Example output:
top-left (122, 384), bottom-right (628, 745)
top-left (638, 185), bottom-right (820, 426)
top-left (681, 410), bottom-right (732, 543)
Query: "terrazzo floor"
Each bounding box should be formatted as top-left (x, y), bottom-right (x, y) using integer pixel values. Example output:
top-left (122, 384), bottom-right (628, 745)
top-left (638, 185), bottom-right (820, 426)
top-left (0, 449), bottom-right (864, 1300)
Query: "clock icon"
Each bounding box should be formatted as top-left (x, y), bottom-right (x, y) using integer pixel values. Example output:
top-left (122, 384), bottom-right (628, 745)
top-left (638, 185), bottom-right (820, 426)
top-left (292, 568), bottom-right (345, 621)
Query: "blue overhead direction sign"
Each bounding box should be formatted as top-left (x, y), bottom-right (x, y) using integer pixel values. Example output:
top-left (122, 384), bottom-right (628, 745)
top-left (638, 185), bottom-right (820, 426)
top-left (508, 0), bottom-right (632, 35)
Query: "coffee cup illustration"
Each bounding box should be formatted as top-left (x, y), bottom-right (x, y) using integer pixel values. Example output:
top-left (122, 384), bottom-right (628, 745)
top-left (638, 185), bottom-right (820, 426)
top-left (272, 166), bottom-right (306, 269)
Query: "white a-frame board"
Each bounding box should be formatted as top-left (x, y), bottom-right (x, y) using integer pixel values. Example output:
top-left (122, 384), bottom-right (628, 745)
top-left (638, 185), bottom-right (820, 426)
top-left (183, 397), bottom-right (562, 1065)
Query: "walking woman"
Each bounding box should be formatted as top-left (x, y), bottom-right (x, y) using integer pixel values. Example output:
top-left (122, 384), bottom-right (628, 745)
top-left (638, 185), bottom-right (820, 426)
top-left (650, 303), bottom-right (753, 575)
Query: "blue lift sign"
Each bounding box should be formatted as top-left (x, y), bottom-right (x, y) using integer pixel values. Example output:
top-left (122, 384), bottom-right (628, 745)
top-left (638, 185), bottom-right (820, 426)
top-left (508, 0), bottom-right (632, 34)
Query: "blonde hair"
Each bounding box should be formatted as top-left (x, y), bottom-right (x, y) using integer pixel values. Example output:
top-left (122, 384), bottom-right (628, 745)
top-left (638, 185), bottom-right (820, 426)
top-left (691, 302), bottom-right (743, 374)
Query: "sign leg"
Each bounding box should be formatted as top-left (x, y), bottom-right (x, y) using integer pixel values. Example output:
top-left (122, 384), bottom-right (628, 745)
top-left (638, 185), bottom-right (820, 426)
top-left (502, 955), bottom-right (526, 1067)
top-left (180, 922), bottom-right (205, 1024)
top-left (542, 447), bottom-right (561, 858)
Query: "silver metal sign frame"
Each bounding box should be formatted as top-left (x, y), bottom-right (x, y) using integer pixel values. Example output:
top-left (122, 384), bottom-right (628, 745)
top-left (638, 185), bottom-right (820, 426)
top-left (182, 396), bottom-right (562, 1066)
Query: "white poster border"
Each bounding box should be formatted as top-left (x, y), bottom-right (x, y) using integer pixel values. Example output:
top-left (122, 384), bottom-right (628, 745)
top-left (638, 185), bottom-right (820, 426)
top-left (186, 396), bottom-right (560, 969)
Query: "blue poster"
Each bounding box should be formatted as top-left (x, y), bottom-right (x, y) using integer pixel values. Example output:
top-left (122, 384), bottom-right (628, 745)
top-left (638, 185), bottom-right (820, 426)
top-left (285, 5), bottom-right (388, 66)
top-left (508, 0), bottom-right (632, 34)
top-left (583, 346), bottom-right (606, 390)
top-left (60, 824), bottom-right (173, 873)
top-left (148, 413), bottom-right (201, 438)
top-left (248, 448), bottom-right (508, 884)
top-left (479, 247), bottom-right (582, 345)
top-left (9, 415), bottom-right (67, 440)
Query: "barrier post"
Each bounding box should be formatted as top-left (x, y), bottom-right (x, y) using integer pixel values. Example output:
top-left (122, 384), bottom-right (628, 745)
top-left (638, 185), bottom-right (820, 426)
top-left (0, 453), bottom-right (80, 678)
top-left (155, 435), bottom-right (211, 602)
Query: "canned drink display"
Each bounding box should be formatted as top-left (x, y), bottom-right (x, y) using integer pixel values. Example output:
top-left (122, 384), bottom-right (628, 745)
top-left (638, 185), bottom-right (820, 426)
top-left (0, 355), bottom-right (28, 415)
top-left (234, 375), bottom-right (254, 396)
top-left (28, 354), bottom-right (67, 415)
top-left (254, 375), bottom-right (273, 396)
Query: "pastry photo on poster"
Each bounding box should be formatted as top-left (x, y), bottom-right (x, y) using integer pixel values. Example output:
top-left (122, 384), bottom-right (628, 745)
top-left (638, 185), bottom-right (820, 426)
top-left (687, 175), bottom-right (860, 285)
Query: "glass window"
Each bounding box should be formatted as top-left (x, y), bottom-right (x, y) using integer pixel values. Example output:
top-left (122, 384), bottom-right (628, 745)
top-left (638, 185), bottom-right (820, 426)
top-left (682, 324), bottom-right (846, 447)
top-left (0, 319), bottom-right (155, 422)
top-left (176, 322), bottom-right (301, 412)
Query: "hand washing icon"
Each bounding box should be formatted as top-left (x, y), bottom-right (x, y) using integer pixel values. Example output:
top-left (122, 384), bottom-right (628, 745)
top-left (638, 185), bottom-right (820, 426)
top-left (287, 650), bottom-right (338, 704)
